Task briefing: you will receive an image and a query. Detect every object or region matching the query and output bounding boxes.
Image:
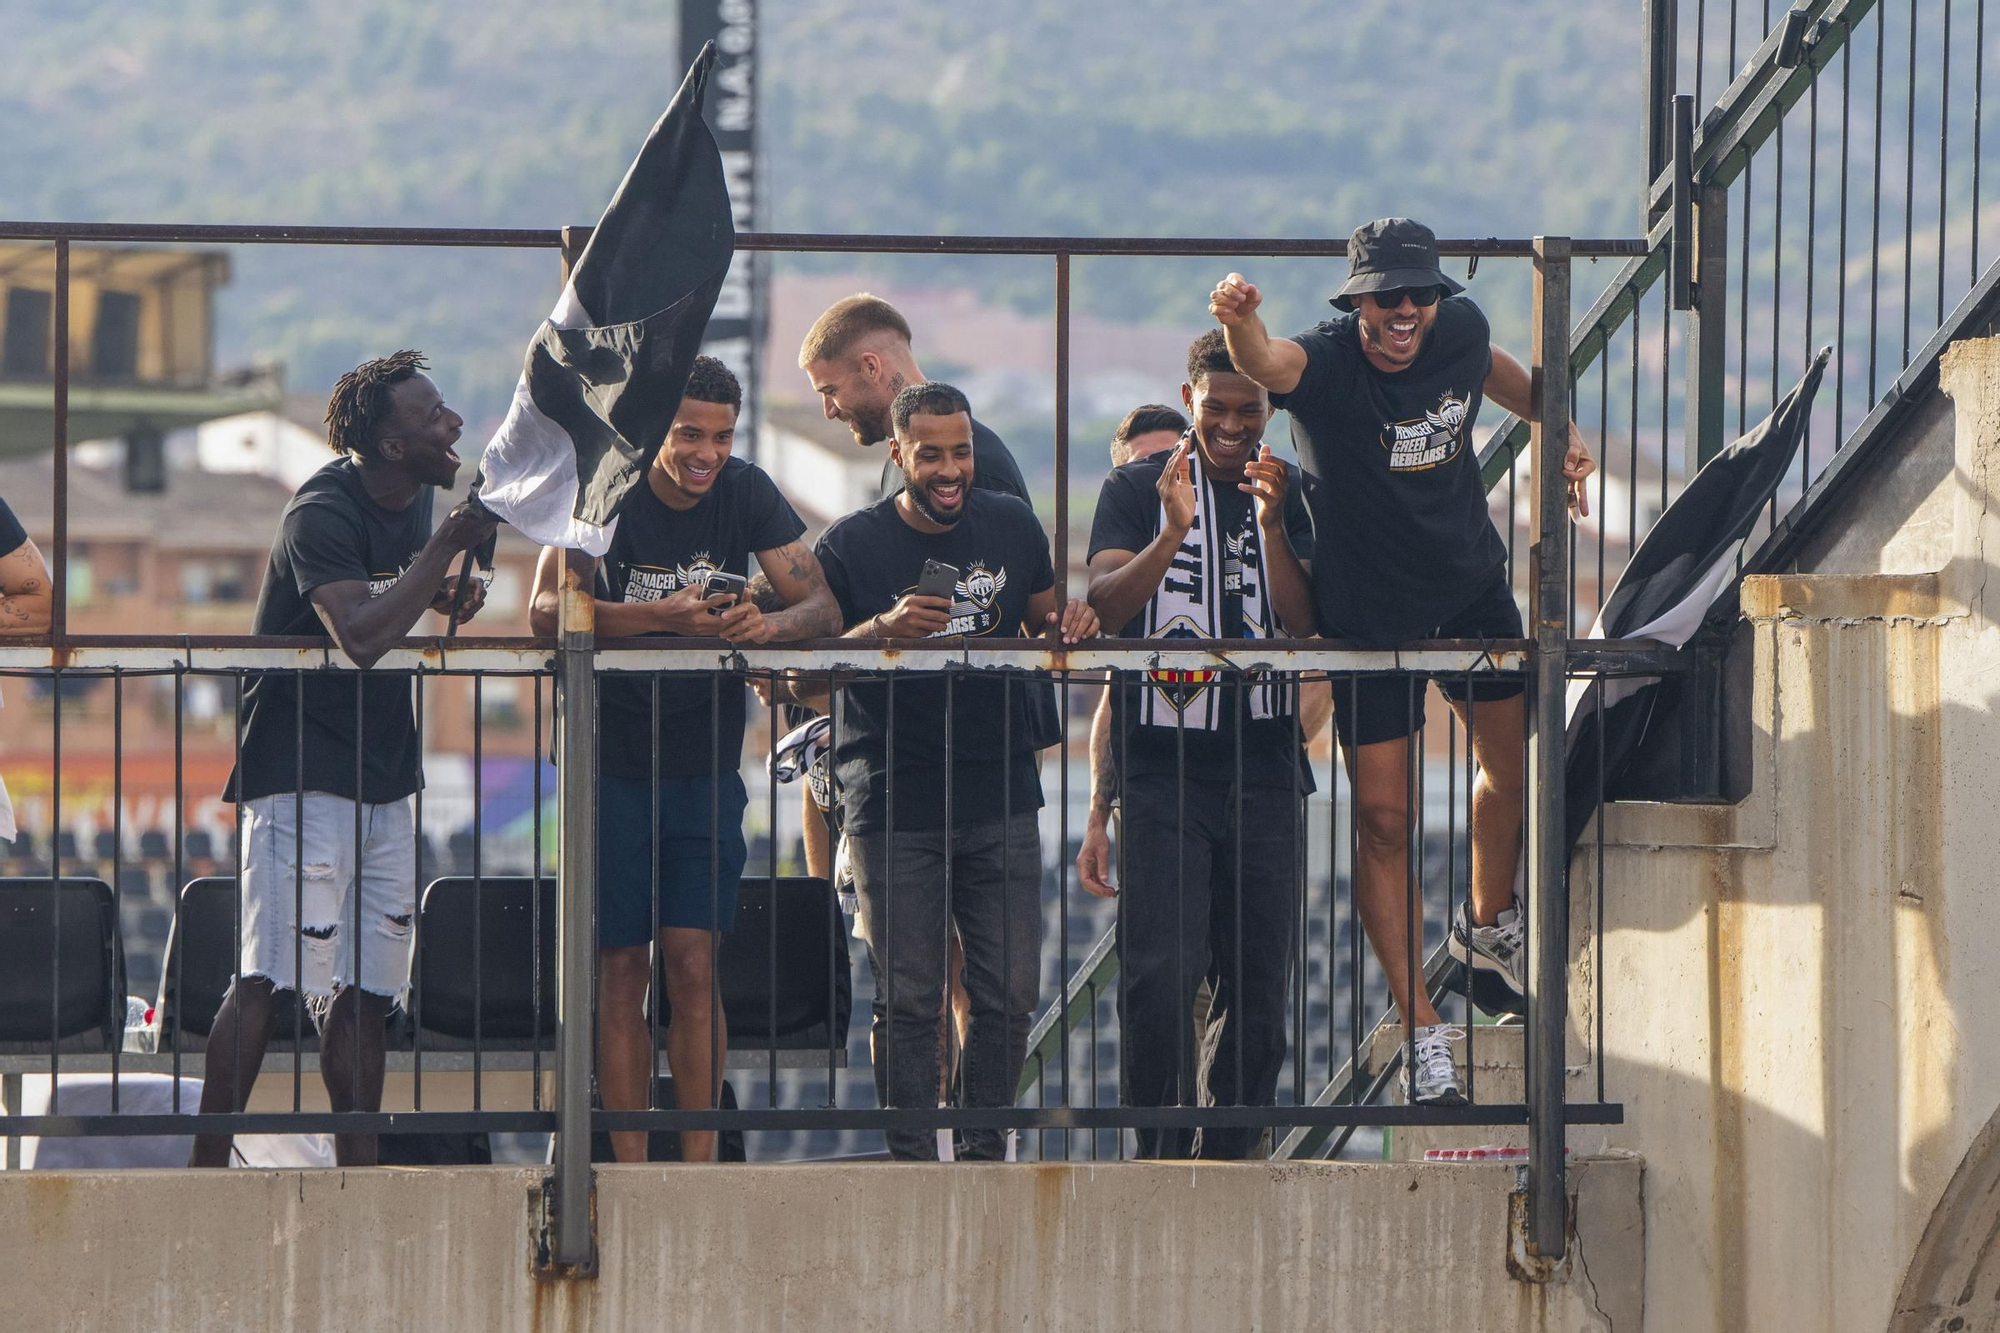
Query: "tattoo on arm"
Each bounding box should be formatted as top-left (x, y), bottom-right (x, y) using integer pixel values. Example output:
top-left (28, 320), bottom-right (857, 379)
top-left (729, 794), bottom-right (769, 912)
top-left (747, 572), bottom-right (787, 614)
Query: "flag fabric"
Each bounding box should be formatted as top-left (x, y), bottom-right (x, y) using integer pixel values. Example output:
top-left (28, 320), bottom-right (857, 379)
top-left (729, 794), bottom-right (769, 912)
top-left (1561, 345), bottom-right (1830, 850)
top-left (472, 42), bottom-right (736, 555)
top-left (1465, 348), bottom-right (1830, 1017)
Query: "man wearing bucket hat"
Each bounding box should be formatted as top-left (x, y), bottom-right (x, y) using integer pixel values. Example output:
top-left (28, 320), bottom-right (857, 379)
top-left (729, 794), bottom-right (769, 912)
top-left (1208, 217), bottom-right (1595, 1106)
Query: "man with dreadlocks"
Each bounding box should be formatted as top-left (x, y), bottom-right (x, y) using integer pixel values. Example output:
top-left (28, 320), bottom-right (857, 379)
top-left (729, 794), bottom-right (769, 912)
top-left (191, 350), bottom-right (496, 1169)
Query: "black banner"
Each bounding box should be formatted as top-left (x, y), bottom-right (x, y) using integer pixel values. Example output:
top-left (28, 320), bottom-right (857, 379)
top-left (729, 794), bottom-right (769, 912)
top-left (680, 0), bottom-right (763, 460)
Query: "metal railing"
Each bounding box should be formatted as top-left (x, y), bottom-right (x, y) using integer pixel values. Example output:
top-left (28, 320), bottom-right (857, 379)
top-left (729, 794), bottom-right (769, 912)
top-left (0, 216), bottom-right (1689, 1268)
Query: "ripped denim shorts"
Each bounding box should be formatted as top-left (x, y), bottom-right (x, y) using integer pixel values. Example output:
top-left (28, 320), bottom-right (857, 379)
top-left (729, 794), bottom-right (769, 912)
top-left (237, 792), bottom-right (417, 1002)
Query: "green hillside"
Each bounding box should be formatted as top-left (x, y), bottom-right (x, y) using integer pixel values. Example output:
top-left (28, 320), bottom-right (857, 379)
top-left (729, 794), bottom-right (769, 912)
top-left (0, 0), bottom-right (1642, 411)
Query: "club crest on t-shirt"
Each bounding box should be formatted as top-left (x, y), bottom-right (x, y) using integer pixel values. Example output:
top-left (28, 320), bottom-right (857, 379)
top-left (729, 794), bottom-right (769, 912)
top-left (620, 553), bottom-right (721, 602)
top-left (920, 560), bottom-right (1008, 637)
top-left (1380, 391), bottom-right (1470, 472)
top-left (1145, 616), bottom-right (1217, 711)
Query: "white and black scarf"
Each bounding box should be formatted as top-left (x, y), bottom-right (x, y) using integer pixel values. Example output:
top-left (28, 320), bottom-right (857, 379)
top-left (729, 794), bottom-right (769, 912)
top-left (1136, 437), bottom-right (1291, 730)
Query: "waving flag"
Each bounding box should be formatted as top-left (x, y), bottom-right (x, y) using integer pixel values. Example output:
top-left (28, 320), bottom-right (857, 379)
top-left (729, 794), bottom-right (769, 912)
top-left (1562, 345), bottom-right (1831, 847)
top-left (1464, 348), bottom-right (1831, 1017)
top-left (473, 43), bottom-right (736, 554)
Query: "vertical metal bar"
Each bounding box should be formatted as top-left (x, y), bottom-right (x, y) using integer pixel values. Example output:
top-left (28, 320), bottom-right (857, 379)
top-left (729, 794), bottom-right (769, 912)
top-left (1838, 39), bottom-right (1853, 441)
top-left (531, 672), bottom-right (544, 1107)
top-left (1941, 0), bottom-right (1954, 326)
top-left (1688, 184), bottom-right (1731, 468)
top-left (1903, 0), bottom-right (1919, 366)
top-left (50, 666), bottom-right (64, 1108)
top-left (1054, 254), bottom-right (1071, 606)
top-left (1806, 70), bottom-right (1819, 485)
top-left (51, 239), bottom-right (68, 649)
top-left (550, 566), bottom-right (597, 1266)
top-left (171, 668), bottom-right (185, 1107)
top-left (1526, 237), bottom-right (1574, 1261)
top-left (472, 673), bottom-right (484, 1107)
top-left (1975, 0), bottom-right (1985, 282)
top-left (411, 672), bottom-right (424, 1109)
top-left (1869, 3), bottom-right (1886, 405)
top-left (110, 670), bottom-right (122, 1108)
top-left (1645, 0), bottom-right (1681, 223)
top-left (1672, 96), bottom-right (1697, 310)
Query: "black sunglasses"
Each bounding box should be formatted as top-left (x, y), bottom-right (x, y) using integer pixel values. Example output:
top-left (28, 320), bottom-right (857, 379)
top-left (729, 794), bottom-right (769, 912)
top-left (1363, 286), bottom-right (1442, 309)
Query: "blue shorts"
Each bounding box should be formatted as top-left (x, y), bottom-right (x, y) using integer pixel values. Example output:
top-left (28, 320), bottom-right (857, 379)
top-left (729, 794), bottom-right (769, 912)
top-left (596, 771), bottom-right (748, 945)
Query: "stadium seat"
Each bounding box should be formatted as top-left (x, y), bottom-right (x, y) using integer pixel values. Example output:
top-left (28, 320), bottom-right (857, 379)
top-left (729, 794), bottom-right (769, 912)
top-left (410, 876), bottom-right (557, 1048)
top-left (0, 877), bottom-right (126, 1052)
top-left (652, 875), bottom-right (852, 1052)
top-left (153, 877), bottom-right (317, 1051)
top-left (138, 830), bottom-right (169, 861)
top-left (92, 830), bottom-right (118, 862)
top-left (183, 829), bottom-right (215, 863)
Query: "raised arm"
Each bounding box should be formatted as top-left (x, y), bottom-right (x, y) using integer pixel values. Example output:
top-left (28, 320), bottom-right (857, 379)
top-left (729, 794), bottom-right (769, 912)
top-left (0, 535), bottom-right (52, 635)
top-left (1087, 441), bottom-right (1199, 634)
top-left (309, 501), bottom-right (495, 668)
top-left (1210, 272), bottom-right (1307, 395)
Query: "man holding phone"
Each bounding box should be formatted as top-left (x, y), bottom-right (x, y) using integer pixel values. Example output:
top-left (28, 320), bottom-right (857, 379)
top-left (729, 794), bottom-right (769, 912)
top-left (529, 356), bottom-right (840, 1163)
top-left (812, 381), bottom-right (1098, 1160)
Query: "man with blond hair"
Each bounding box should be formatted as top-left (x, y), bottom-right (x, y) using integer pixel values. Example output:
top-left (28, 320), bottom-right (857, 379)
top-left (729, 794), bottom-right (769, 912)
top-left (798, 294), bottom-right (1029, 503)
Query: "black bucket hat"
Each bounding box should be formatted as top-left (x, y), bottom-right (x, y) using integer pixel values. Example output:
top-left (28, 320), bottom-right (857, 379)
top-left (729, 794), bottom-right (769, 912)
top-left (1330, 217), bottom-right (1466, 311)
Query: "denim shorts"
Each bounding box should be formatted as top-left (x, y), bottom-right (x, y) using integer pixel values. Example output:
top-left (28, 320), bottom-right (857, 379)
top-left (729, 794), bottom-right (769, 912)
top-left (596, 771), bottom-right (749, 945)
top-left (238, 792), bottom-right (417, 1000)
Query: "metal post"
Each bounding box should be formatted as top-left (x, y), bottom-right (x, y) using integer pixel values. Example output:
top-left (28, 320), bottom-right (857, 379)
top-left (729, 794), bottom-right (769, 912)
top-left (1642, 0), bottom-right (1679, 224)
top-left (546, 566), bottom-right (597, 1272)
top-left (1526, 236), bottom-right (1572, 1262)
top-left (1687, 183), bottom-right (1731, 468)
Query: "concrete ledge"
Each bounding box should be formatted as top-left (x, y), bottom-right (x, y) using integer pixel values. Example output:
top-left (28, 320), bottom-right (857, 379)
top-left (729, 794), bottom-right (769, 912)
top-left (0, 1157), bottom-right (1642, 1332)
top-left (1741, 572), bottom-right (1947, 623)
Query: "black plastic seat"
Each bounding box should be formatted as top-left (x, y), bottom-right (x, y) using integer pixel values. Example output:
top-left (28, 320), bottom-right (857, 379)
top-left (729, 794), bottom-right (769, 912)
top-left (411, 876), bottom-right (557, 1048)
top-left (653, 875), bottom-right (852, 1051)
top-left (0, 877), bottom-right (126, 1051)
top-left (138, 830), bottom-right (169, 861)
top-left (154, 877), bottom-right (317, 1051)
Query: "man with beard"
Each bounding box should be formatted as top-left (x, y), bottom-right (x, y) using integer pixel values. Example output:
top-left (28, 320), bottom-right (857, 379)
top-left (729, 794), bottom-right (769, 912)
top-left (812, 381), bottom-right (1099, 1160)
top-left (798, 294), bottom-right (1029, 503)
top-left (793, 294), bottom-right (1042, 1135)
top-left (1081, 333), bottom-right (1316, 1157)
top-left (528, 356), bottom-right (839, 1164)
top-left (192, 350), bottom-right (497, 1167)
top-left (1209, 218), bottom-right (1595, 1104)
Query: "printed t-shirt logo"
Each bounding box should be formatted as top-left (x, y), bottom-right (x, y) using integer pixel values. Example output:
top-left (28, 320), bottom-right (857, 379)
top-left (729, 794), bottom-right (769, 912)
top-left (367, 559), bottom-right (416, 597)
top-left (1145, 616), bottom-right (1216, 712)
top-left (620, 552), bottom-right (720, 602)
top-left (1380, 391), bottom-right (1470, 472)
top-left (922, 559), bottom-right (1008, 637)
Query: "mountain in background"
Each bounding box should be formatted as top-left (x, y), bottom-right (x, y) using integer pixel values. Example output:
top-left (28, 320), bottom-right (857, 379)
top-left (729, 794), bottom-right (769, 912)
top-left (0, 0), bottom-right (1644, 421)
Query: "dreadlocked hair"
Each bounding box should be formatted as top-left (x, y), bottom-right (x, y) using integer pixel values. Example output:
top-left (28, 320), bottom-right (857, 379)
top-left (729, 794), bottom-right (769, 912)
top-left (325, 349), bottom-right (429, 459)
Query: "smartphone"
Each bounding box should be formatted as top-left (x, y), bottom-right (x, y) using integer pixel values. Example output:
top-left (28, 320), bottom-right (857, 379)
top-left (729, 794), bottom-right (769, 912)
top-left (915, 559), bottom-right (960, 601)
top-left (702, 570), bottom-right (748, 614)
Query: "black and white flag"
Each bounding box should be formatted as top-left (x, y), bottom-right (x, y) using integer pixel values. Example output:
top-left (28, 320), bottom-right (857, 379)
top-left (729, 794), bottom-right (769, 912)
top-left (473, 43), bottom-right (736, 554)
top-left (1563, 345), bottom-right (1832, 850)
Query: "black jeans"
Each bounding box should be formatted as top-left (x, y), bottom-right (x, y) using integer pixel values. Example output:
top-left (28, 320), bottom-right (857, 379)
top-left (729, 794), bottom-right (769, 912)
top-left (850, 813), bottom-right (1042, 1161)
top-left (1117, 772), bottom-right (1299, 1159)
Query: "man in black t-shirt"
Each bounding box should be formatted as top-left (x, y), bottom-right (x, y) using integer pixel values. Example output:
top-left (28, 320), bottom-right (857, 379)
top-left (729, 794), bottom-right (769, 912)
top-left (812, 381), bottom-right (1098, 1161)
top-left (1210, 218), bottom-right (1596, 1104)
top-left (192, 350), bottom-right (497, 1168)
top-left (1082, 333), bottom-right (1316, 1158)
top-left (797, 293), bottom-right (1031, 504)
top-left (795, 292), bottom-right (1045, 1110)
top-left (528, 356), bottom-right (839, 1165)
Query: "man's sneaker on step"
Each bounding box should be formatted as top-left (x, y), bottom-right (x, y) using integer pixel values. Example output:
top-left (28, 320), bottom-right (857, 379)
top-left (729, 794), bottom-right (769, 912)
top-left (1450, 898), bottom-right (1526, 1001)
top-left (1407, 1024), bottom-right (1466, 1106)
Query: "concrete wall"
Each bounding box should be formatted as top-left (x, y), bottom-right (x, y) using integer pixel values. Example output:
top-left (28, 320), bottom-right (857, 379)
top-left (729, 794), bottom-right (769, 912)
top-left (1583, 334), bottom-right (2000, 1332)
top-left (0, 1158), bottom-right (1641, 1333)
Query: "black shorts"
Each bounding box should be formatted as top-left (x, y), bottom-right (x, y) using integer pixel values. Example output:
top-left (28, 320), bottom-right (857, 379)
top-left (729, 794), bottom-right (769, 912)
top-left (1328, 571), bottom-right (1526, 749)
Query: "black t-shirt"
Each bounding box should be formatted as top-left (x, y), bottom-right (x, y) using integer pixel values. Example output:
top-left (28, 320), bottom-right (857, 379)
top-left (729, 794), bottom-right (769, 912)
top-left (1087, 451), bottom-right (1318, 791)
top-left (597, 457), bottom-right (807, 781)
top-left (0, 498), bottom-right (27, 555)
top-left (1269, 296), bottom-right (1508, 641)
top-left (874, 418), bottom-right (1029, 504)
top-left (816, 491), bottom-right (1056, 833)
top-left (226, 457), bottom-right (433, 804)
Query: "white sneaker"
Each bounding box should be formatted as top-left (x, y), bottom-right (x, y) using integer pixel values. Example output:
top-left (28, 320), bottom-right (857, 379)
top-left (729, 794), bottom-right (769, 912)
top-left (1449, 898), bottom-right (1526, 1000)
top-left (1407, 1024), bottom-right (1466, 1106)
